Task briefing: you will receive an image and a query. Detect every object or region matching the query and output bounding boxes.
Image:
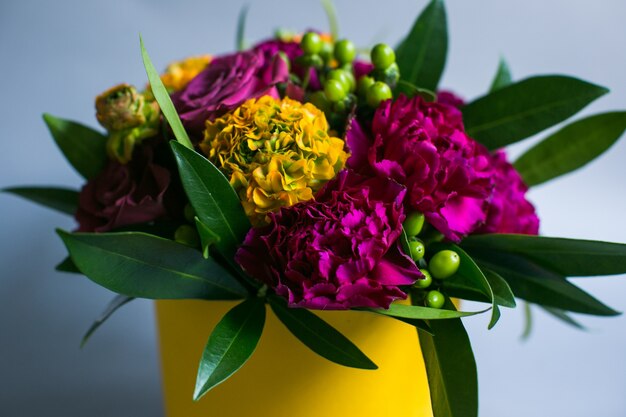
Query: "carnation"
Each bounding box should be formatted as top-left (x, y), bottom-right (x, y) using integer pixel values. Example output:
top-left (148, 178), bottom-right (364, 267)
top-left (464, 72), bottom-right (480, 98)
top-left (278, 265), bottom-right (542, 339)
top-left (478, 151), bottom-right (540, 235)
top-left (200, 95), bottom-right (348, 225)
top-left (347, 95), bottom-right (494, 242)
top-left (235, 170), bottom-right (422, 310)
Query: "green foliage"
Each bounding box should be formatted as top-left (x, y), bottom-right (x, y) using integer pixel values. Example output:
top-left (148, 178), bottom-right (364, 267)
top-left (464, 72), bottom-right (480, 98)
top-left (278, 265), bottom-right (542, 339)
top-left (236, 5), bottom-right (249, 51)
top-left (489, 58), bottom-right (512, 92)
top-left (139, 36), bottom-right (193, 149)
top-left (515, 112), bottom-right (626, 186)
top-left (395, 0), bottom-right (447, 91)
top-left (269, 296), bottom-right (377, 370)
top-left (3, 186), bottom-right (78, 216)
top-left (58, 230), bottom-right (248, 300)
top-left (194, 298), bottom-right (266, 400)
top-left (463, 76), bottom-right (608, 150)
top-left (367, 302), bottom-right (487, 320)
top-left (43, 114), bottom-right (107, 179)
top-left (81, 295), bottom-right (134, 347)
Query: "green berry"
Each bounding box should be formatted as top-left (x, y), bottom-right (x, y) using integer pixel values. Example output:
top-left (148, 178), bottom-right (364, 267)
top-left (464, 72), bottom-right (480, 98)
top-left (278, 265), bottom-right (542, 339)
top-left (174, 225), bottom-right (199, 248)
top-left (334, 39), bottom-right (356, 64)
top-left (414, 269), bottom-right (432, 289)
top-left (301, 32), bottom-right (323, 55)
top-left (366, 81), bottom-right (392, 107)
top-left (371, 43), bottom-right (395, 70)
top-left (426, 290), bottom-right (445, 309)
top-left (403, 212), bottom-right (425, 237)
top-left (327, 69), bottom-right (352, 93)
top-left (357, 76), bottom-right (375, 96)
top-left (183, 204), bottom-right (196, 223)
top-left (429, 250), bottom-right (461, 279)
top-left (308, 90), bottom-right (330, 112)
top-left (324, 79), bottom-right (347, 102)
top-left (408, 239), bottom-right (425, 261)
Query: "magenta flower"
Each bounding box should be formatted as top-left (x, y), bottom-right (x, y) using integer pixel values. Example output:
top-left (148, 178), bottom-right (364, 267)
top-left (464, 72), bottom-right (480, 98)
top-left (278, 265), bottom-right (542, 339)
top-left (478, 151), bottom-right (540, 235)
top-left (76, 140), bottom-right (182, 233)
top-left (235, 170), bottom-right (422, 310)
top-left (171, 49), bottom-right (290, 138)
top-left (346, 95), bottom-right (494, 242)
top-left (437, 90), bottom-right (465, 108)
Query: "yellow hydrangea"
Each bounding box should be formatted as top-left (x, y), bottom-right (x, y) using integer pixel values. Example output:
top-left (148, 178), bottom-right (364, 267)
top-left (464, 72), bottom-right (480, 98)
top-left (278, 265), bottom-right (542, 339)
top-left (200, 96), bottom-right (349, 225)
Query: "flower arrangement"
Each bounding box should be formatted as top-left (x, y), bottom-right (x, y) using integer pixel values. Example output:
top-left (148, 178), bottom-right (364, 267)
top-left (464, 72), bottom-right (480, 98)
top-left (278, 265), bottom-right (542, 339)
top-left (5, 0), bottom-right (626, 416)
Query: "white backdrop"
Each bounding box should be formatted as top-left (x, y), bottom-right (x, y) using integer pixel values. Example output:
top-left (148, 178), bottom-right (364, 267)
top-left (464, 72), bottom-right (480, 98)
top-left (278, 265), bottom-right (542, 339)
top-left (1, 0), bottom-right (625, 416)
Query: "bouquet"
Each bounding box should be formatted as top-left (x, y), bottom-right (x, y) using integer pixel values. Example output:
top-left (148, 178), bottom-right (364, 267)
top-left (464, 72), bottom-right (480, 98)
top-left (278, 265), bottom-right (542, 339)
top-left (5, 0), bottom-right (626, 415)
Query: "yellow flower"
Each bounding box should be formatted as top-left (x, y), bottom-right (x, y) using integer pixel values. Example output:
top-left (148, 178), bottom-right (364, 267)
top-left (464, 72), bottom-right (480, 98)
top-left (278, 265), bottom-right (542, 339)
top-left (200, 96), bottom-right (348, 225)
top-left (159, 55), bottom-right (211, 92)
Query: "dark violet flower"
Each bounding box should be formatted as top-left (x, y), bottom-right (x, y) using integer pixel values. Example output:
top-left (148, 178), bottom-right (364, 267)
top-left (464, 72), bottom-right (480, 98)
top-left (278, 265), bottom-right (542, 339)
top-left (437, 90), bottom-right (465, 108)
top-left (478, 151), bottom-right (540, 235)
top-left (171, 49), bottom-right (290, 139)
top-left (346, 95), bottom-right (494, 242)
top-left (76, 140), bottom-right (183, 233)
top-left (235, 170), bottom-right (422, 310)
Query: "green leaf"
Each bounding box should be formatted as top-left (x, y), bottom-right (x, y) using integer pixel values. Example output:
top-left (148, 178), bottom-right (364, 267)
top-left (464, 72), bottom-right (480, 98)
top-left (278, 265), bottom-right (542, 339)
top-left (56, 256), bottom-right (80, 274)
top-left (195, 217), bottom-right (221, 259)
top-left (236, 4), bottom-right (249, 51)
top-left (367, 302), bottom-right (488, 320)
top-left (43, 114), bottom-right (107, 179)
top-left (514, 111), bottom-right (626, 186)
top-left (442, 267), bottom-right (516, 309)
top-left (432, 243), bottom-right (500, 328)
top-left (269, 296), bottom-right (377, 370)
top-left (57, 230), bottom-right (248, 300)
top-left (489, 57), bottom-right (512, 92)
top-left (394, 80), bottom-right (437, 102)
top-left (3, 186), bottom-right (79, 216)
top-left (417, 300), bottom-right (478, 417)
top-left (521, 302), bottom-right (533, 340)
top-left (541, 306), bottom-right (586, 331)
top-left (462, 76), bottom-right (609, 150)
top-left (469, 252), bottom-right (619, 316)
top-left (170, 141), bottom-right (251, 266)
top-left (462, 234), bottom-right (626, 277)
top-left (396, 0), bottom-right (448, 91)
top-left (194, 297), bottom-right (265, 400)
top-left (81, 295), bottom-right (134, 348)
top-left (321, 0), bottom-right (339, 41)
top-left (139, 36), bottom-right (193, 149)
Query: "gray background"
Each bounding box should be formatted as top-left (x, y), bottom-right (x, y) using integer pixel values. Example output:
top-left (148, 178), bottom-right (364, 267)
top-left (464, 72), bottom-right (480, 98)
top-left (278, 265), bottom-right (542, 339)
top-left (1, 0), bottom-right (625, 416)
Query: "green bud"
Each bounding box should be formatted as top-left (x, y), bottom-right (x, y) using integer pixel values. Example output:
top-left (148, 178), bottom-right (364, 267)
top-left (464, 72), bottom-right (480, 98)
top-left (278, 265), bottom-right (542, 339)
top-left (334, 39), bottom-right (357, 64)
top-left (357, 76), bottom-right (375, 97)
top-left (96, 84), bottom-right (150, 131)
top-left (327, 69), bottom-right (353, 93)
top-left (324, 79), bottom-right (347, 102)
top-left (429, 250), bottom-right (461, 280)
top-left (408, 239), bottom-right (425, 261)
top-left (426, 290), bottom-right (445, 309)
top-left (174, 225), bottom-right (200, 248)
top-left (414, 269), bottom-right (433, 289)
top-left (371, 43), bottom-right (396, 70)
top-left (308, 90), bottom-right (331, 112)
top-left (319, 41), bottom-right (334, 63)
top-left (366, 81), bottom-right (392, 107)
top-left (301, 32), bottom-right (323, 55)
top-left (403, 212), bottom-right (425, 237)
top-left (183, 204), bottom-right (196, 223)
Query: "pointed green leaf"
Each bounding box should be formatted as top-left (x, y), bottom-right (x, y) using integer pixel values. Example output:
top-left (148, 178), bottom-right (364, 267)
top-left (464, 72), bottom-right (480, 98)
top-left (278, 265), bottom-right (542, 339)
top-left (469, 252), bottom-right (619, 316)
top-left (140, 36), bottom-right (193, 149)
top-left (194, 298), bottom-right (265, 400)
top-left (394, 80), bottom-right (437, 101)
top-left (442, 267), bottom-right (516, 308)
top-left (170, 141), bottom-right (251, 266)
top-left (462, 76), bottom-right (609, 150)
top-left (321, 0), bottom-right (339, 41)
top-left (416, 300), bottom-right (478, 417)
top-left (56, 256), bottom-right (80, 274)
top-left (432, 243), bottom-right (501, 328)
top-left (195, 217), bottom-right (221, 259)
top-left (462, 234), bottom-right (626, 277)
top-left (43, 114), bottom-right (107, 179)
top-left (81, 295), bottom-right (134, 347)
top-left (3, 186), bottom-right (79, 216)
top-left (541, 306), bottom-right (586, 331)
top-left (489, 58), bottom-right (512, 92)
top-left (269, 296), bottom-right (377, 370)
top-left (236, 4), bottom-right (249, 51)
top-left (57, 230), bottom-right (247, 300)
top-left (396, 0), bottom-right (448, 91)
top-left (367, 302), bottom-right (488, 320)
top-left (514, 111), bottom-right (626, 186)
